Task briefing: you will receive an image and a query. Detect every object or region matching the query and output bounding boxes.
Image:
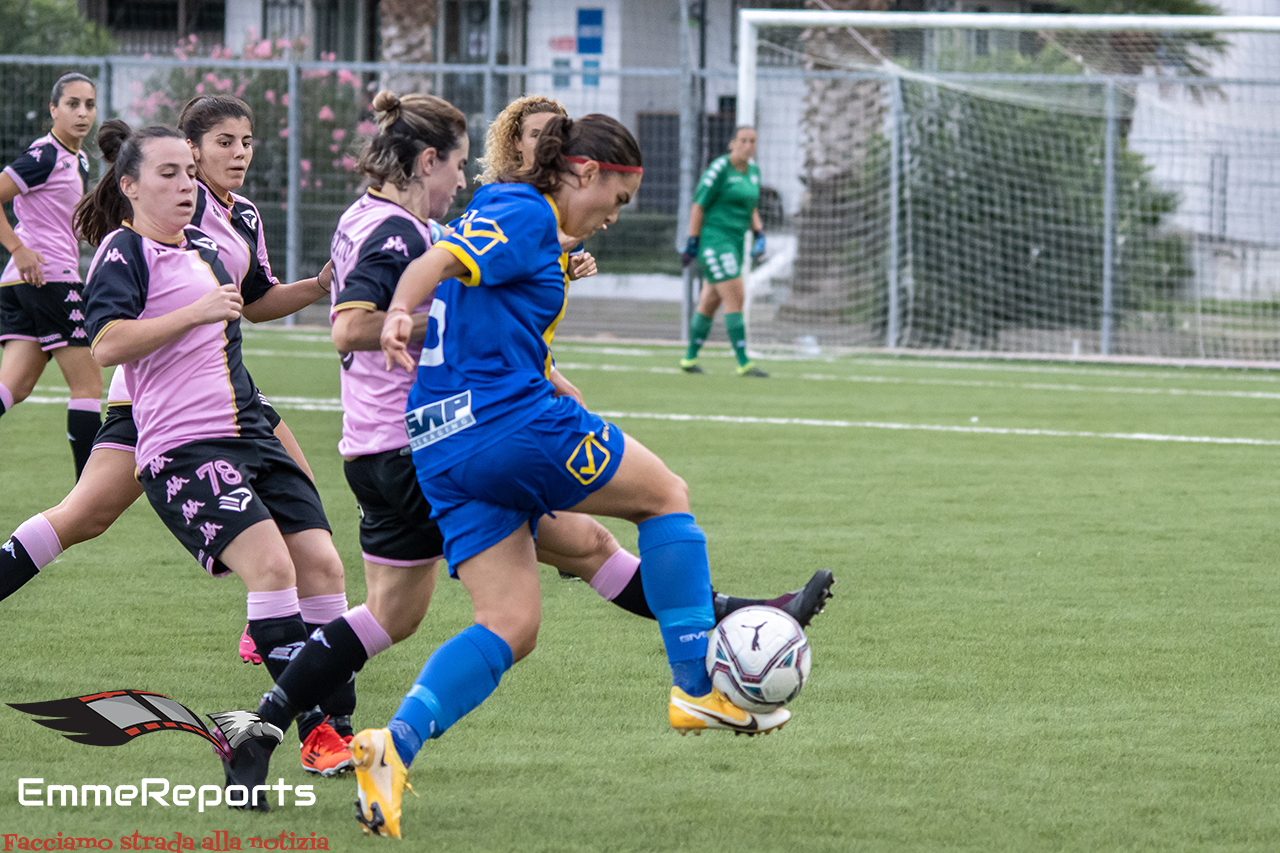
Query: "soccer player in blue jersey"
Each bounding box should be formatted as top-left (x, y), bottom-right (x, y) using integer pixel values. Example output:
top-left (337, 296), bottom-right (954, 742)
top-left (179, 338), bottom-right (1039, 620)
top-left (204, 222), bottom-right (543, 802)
top-left (356, 114), bottom-right (787, 838)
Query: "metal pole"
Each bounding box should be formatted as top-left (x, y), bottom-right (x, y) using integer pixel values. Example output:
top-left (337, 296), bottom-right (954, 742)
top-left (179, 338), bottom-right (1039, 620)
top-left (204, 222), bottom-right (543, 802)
top-left (736, 11), bottom-right (758, 128)
top-left (484, 0), bottom-right (500, 123)
top-left (285, 58), bottom-right (301, 326)
top-left (677, 0), bottom-right (697, 341)
top-left (886, 76), bottom-right (902, 348)
top-left (97, 58), bottom-right (111, 120)
top-left (1100, 80), bottom-right (1117, 355)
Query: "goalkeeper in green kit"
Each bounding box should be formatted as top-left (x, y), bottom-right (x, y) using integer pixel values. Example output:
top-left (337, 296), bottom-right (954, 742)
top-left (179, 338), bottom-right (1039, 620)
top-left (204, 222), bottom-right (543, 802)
top-left (679, 126), bottom-right (768, 378)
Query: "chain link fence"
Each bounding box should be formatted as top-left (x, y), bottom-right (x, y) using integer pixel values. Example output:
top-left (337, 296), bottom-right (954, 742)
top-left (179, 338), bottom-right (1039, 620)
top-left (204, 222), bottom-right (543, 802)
top-left (4, 47), bottom-right (1280, 360)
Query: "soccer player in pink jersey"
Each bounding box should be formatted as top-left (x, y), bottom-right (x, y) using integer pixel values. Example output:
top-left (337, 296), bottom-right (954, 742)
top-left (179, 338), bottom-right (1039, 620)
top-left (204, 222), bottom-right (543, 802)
top-left (69, 123), bottom-right (353, 805)
top-left (0, 110), bottom-right (353, 778)
top-left (0, 73), bottom-right (102, 479)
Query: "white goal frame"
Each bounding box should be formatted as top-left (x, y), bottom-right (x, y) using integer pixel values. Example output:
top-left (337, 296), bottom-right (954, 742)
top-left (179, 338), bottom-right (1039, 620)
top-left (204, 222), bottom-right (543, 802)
top-left (735, 9), bottom-right (1280, 360)
top-left (737, 10), bottom-right (1280, 129)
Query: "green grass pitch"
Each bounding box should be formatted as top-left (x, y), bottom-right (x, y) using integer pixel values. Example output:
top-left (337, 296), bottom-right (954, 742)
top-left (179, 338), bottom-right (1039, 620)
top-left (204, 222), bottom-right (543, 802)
top-left (3, 329), bottom-right (1280, 851)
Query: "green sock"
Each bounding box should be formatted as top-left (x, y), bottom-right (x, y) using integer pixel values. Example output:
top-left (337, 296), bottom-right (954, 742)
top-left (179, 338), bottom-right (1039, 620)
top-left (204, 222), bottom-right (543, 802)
top-left (685, 312), bottom-right (713, 361)
top-left (725, 312), bottom-right (750, 367)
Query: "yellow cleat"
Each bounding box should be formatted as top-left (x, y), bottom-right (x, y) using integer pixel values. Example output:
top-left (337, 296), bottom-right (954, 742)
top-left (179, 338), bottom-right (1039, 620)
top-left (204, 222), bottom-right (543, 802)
top-left (351, 728), bottom-right (413, 838)
top-left (668, 686), bottom-right (790, 736)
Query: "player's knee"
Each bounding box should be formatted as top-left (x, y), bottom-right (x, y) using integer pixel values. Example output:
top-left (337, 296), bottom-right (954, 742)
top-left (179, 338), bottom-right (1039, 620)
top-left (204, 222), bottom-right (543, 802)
top-left (4, 377), bottom-right (36, 404)
top-left (235, 552), bottom-right (296, 589)
top-left (378, 598), bottom-right (430, 643)
top-left (586, 519), bottom-right (620, 562)
top-left (479, 605), bottom-right (539, 662)
top-left (652, 470), bottom-right (690, 516)
top-left (291, 536), bottom-right (345, 593)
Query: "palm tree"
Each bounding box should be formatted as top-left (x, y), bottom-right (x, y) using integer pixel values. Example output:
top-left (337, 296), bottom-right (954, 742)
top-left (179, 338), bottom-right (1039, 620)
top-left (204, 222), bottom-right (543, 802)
top-left (783, 0), bottom-right (891, 327)
top-left (378, 0), bottom-right (438, 94)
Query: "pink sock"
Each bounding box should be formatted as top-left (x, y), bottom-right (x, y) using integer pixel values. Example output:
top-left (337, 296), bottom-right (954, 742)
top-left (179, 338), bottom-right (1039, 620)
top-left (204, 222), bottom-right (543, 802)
top-left (299, 592), bottom-right (349, 625)
top-left (343, 604), bottom-right (393, 659)
top-left (246, 587), bottom-right (300, 620)
top-left (0, 382), bottom-right (13, 413)
top-left (68, 397), bottom-right (100, 413)
top-left (13, 514), bottom-right (63, 570)
top-left (589, 548), bottom-right (641, 601)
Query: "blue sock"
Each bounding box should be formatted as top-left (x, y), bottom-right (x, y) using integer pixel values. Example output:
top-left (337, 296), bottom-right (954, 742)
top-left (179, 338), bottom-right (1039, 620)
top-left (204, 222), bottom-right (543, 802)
top-left (636, 512), bottom-right (714, 696)
top-left (388, 624), bottom-right (514, 767)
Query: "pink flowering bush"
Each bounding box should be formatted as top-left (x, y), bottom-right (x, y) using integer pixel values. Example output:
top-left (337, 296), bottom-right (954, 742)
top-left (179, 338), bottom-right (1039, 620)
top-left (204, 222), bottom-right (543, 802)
top-left (128, 31), bottom-right (375, 271)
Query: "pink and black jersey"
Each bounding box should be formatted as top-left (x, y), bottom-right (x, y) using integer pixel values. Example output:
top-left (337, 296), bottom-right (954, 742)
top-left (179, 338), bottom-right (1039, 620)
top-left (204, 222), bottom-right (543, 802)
top-left (190, 181), bottom-right (279, 304)
top-left (1, 133), bottom-right (90, 284)
top-left (329, 190), bottom-right (434, 458)
top-left (83, 225), bottom-right (272, 470)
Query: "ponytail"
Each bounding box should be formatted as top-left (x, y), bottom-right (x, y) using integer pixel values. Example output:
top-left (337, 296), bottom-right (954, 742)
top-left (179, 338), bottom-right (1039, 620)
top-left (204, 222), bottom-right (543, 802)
top-left (516, 114), bottom-right (642, 193)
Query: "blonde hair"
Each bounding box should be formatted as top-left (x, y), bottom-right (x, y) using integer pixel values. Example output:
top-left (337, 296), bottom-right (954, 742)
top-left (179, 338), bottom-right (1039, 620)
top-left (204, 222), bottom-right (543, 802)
top-left (477, 95), bottom-right (567, 184)
top-left (356, 90), bottom-right (467, 191)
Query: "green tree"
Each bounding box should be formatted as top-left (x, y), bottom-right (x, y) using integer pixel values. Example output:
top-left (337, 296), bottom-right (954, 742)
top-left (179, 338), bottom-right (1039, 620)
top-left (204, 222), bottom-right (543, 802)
top-left (0, 0), bottom-right (115, 56)
top-left (897, 49), bottom-right (1191, 349)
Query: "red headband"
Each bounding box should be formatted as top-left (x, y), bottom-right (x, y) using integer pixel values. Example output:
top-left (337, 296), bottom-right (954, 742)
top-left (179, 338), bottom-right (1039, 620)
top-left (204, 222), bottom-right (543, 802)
top-left (565, 155), bottom-right (643, 175)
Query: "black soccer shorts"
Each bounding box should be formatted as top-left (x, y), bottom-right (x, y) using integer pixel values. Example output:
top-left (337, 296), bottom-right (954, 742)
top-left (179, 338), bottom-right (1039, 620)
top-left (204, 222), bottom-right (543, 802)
top-left (139, 436), bottom-right (330, 576)
top-left (343, 447), bottom-right (444, 565)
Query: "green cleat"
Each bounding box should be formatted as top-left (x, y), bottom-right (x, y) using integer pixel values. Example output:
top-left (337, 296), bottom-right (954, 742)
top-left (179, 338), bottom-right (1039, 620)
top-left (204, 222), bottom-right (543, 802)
top-left (680, 358), bottom-right (704, 374)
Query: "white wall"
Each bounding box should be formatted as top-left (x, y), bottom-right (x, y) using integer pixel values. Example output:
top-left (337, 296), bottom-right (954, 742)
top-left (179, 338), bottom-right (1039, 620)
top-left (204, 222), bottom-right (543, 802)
top-left (224, 0), bottom-right (264, 54)
top-left (525, 0), bottom-right (622, 118)
top-left (1129, 0), bottom-right (1280, 247)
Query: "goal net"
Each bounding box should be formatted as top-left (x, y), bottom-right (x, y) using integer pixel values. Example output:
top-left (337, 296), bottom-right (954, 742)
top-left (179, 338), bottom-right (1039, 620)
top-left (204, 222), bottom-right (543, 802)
top-left (738, 9), bottom-right (1280, 361)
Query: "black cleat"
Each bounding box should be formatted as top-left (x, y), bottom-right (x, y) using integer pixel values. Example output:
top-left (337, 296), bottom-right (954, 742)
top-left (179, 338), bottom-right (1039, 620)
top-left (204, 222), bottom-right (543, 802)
top-left (779, 569), bottom-right (835, 629)
top-left (223, 737), bottom-right (274, 812)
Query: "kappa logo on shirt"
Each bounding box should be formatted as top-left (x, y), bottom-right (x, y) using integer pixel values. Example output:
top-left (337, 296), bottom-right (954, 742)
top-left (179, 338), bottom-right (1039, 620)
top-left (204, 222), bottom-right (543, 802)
top-left (64, 290), bottom-right (81, 303)
top-left (381, 235), bottom-right (410, 257)
top-left (29, 147), bottom-right (41, 162)
top-left (102, 248), bottom-right (129, 265)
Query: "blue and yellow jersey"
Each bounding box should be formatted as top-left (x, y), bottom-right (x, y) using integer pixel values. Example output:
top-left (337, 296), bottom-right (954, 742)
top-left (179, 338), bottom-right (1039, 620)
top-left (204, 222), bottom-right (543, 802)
top-left (405, 182), bottom-right (571, 473)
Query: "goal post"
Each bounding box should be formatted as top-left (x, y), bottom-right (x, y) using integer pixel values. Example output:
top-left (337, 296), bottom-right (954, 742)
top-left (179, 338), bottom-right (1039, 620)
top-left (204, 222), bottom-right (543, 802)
top-left (734, 9), bottom-right (1280, 362)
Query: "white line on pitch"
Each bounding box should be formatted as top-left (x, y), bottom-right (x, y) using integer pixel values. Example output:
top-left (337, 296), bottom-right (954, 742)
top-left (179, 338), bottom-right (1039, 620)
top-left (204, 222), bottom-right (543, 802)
top-left (552, 361), bottom-right (1280, 401)
top-left (19, 393), bottom-right (1277, 445)
top-left (595, 411), bottom-right (1280, 446)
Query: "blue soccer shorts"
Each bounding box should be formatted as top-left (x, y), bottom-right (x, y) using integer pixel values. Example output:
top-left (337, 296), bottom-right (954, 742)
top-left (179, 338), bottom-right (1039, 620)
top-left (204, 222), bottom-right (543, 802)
top-left (416, 395), bottom-right (626, 572)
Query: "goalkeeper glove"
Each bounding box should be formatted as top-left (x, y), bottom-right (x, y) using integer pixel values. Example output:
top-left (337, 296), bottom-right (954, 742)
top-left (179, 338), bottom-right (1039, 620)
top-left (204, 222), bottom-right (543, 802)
top-left (751, 230), bottom-right (766, 265)
top-left (681, 235), bottom-right (699, 268)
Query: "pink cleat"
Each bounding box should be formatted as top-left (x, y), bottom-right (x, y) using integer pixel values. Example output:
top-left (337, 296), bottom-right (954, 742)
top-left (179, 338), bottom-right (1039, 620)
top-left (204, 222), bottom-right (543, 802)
top-left (238, 626), bottom-right (262, 665)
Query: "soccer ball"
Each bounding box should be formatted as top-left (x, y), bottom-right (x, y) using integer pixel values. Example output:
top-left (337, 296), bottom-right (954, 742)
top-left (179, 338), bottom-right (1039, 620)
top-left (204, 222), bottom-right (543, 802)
top-left (706, 605), bottom-right (811, 713)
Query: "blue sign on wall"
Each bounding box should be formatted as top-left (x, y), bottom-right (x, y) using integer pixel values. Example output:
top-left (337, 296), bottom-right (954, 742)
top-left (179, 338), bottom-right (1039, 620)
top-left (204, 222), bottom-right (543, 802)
top-left (577, 9), bottom-right (603, 55)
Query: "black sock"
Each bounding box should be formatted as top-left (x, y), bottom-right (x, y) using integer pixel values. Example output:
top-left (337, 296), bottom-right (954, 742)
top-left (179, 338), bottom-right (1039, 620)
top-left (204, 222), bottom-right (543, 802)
top-left (0, 535), bottom-right (40, 601)
top-left (328, 714), bottom-right (353, 738)
top-left (712, 593), bottom-right (769, 624)
top-left (248, 614), bottom-right (308, 685)
top-left (609, 569), bottom-right (655, 620)
top-left (308, 621), bottom-right (357, 727)
top-left (259, 616), bottom-right (370, 740)
top-left (67, 408), bottom-right (101, 481)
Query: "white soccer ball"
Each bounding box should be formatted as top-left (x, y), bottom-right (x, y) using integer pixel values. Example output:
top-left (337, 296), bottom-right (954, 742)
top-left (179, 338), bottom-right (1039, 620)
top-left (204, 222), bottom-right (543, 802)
top-left (706, 605), bottom-right (811, 713)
